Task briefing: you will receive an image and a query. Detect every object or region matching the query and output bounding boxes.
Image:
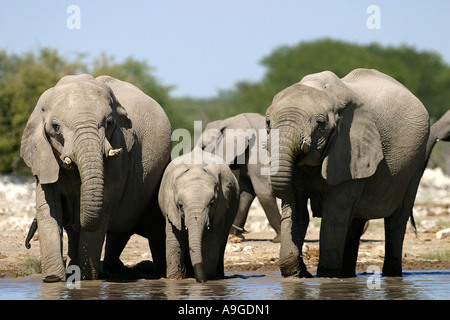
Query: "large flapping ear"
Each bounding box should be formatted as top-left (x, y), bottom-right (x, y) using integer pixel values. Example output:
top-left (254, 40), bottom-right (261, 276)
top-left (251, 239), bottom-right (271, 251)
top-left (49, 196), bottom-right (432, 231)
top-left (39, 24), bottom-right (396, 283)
top-left (204, 164), bottom-right (239, 210)
top-left (321, 92), bottom-right (384, 186)
top-left (95, 75), bottom-right (131, 128)
top-left (158, 163), bottom-right (189, 230)
top-left (216, 115), bottom-right (255, 165)
top-left (20, 89), bottom-right (60, 184)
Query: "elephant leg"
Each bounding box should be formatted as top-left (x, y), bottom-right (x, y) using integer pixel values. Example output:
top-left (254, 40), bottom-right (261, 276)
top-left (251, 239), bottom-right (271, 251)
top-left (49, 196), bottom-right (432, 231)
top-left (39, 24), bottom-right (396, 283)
top-left (257, 194), bottom-right (281, 242)
top-left (146, 201), bottom-right (167, 278)
top-left (165, 218), bottom-right (186, 279)
top-left (103, 231), bottom-right (132, 276)
top-left (230, 177), bottom-right (255, 238)
top-left (279, 197), bottom-right (312, 278)
top-left (36, 183), bottom-right (66, 282)
top-left (317, 183), bottom-right (363, 278)
top-left (383, 214), bottom-right (407, 277)
top-left (383, 174), bottom-right (422, 276)
top-left (341, 218), bottom-right (367, 277)
top-left (230, 191), bottom-right (255, 236)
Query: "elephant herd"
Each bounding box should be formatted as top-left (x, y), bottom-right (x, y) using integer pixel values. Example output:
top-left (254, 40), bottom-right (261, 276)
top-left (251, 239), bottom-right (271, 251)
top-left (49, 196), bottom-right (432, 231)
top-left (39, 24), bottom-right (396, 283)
top-left (20, 69), bottom-right (450, 283)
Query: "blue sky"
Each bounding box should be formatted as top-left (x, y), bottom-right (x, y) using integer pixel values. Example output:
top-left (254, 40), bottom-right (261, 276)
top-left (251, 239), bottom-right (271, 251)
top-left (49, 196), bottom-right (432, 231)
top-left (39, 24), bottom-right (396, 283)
top-left (0, 0), bottom-right (448, 97)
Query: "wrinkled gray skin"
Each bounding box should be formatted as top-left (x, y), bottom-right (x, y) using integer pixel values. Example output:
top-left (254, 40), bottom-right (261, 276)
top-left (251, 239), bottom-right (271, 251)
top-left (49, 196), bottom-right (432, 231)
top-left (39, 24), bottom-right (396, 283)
top-left (266, 68), bottom-right (429, 278)
top-left (197, 113), bottom-right (281, 242)
top-left (426, 109), bottom-right (450, 164)
top-left (20, 74), bottom-right (171, 282)
top-left (159, 148), bottom-right (239, 282)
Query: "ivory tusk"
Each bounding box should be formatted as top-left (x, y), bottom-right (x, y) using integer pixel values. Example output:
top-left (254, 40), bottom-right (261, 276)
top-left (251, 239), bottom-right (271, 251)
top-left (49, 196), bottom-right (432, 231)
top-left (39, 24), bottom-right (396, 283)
top-left (63, 157), bottom-right (72, 165)
top-left (108, 148), bottom-right (123, 158)
top-left (301, 141), bottom-right (309, 154)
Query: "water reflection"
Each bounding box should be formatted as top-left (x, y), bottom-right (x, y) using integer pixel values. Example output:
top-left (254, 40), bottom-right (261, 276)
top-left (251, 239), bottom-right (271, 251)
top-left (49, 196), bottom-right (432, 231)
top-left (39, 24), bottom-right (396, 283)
top-left (1, 270), bottom-right (449, 300)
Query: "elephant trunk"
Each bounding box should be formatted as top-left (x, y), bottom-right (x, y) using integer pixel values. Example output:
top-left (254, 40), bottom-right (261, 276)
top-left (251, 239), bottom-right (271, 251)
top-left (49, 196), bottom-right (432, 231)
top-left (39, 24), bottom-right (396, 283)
top-left (270, 127), bottom-right (306, 200)
top-left (74, 121), bottom-right (104, 232)
top-left (186, 208), bottom-right (208, 283)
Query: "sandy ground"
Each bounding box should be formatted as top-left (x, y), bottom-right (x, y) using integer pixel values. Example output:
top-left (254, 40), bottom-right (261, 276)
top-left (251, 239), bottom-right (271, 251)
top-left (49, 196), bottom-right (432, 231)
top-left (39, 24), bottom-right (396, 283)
top-left (1, 169), bottom-right (450, 279)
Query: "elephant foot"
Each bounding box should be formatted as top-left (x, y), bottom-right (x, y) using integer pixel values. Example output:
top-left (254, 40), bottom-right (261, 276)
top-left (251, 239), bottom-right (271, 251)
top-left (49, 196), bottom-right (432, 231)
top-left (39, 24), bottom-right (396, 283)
top-left (382, 262), bottom-right (402, 277)
top-left (229, 225), bottom-right (246, 242)
top-left (100, 259), bottom-right (126, 279)
top-left (43, 275), bottom-right (65, 283)
top-left (316, 265), bottom-right (342, 278)
top-left (167, 270), bottom-right (185, 280)
top-left (272, 233), bottom-right (281, 243)
top-left (279, 253), bottom-right (312, 278)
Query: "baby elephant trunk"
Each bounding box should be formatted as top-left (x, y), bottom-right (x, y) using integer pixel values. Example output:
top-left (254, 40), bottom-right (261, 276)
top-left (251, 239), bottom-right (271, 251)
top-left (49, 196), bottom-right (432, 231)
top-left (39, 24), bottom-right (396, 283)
top-left (187, 209), bottom-right (208, 283)
top-left (193, 263), bottom-right (207, 283)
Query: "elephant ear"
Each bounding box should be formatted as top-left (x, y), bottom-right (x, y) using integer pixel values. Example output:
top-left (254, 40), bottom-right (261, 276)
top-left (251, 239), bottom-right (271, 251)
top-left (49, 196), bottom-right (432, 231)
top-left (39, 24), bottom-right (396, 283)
top-left (20, 89), bottom-right (59, 184)
top-left (216, 116), bottom-right (256, 165)
top-left (95, 75), bottom-right (131, 128)
top-left (159, 163), bottom-right (189, 230)
top-left (204, 164), bottom-right (239, 209)
top-left (321, 85), bottom-right (384, 186)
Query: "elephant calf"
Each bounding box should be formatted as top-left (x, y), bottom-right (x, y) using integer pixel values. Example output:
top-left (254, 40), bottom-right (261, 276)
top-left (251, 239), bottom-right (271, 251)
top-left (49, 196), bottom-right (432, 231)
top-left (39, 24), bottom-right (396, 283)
top-left (159, 147), bottom-right (240, 282)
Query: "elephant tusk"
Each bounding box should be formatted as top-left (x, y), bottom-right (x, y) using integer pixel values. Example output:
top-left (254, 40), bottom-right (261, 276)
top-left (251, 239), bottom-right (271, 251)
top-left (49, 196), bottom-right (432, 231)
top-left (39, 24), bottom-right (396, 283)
top-left (301, 141), bottom-right (309, 154)
top-left (108, 148), bottom-right (123, 158)
top-left (63, 157), bottom-right (72, 165)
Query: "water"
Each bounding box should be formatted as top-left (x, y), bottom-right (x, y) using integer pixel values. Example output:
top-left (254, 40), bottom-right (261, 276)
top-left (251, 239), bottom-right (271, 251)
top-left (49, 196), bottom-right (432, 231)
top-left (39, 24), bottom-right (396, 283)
top-left (0, 270), bottom-right (449, 300)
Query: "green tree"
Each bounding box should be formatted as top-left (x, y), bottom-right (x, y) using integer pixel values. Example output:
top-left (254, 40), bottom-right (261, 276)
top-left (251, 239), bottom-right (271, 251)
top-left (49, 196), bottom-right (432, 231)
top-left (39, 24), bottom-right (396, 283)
top-left (0, 49), bottom-right (174, 176)
top-left (0, 48), bottom-right (85, 174)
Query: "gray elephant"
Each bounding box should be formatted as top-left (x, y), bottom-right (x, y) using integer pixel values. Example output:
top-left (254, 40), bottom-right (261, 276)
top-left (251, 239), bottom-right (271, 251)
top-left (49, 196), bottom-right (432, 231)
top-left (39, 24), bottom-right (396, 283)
top-left (265, 68), bottom-right (429, 278)
top-left (197, 113), bottom-right (281, 242)
top-left (20, 74), bottom-right (171, 281)
top-left (158, 148), bottom-right (239, 282)
top-left (426, 109), bottom-right (450, 164)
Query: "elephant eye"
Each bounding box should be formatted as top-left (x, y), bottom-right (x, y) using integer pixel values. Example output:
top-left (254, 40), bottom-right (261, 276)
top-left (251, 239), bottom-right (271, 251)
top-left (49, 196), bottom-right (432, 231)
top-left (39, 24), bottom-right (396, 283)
top-left (105, 116), bottom-right (116, 138)
top-left (176, 202), bottom-right (184, 214)
top-left (50, 120), bottom-right (61, 134)
top-left (208, 199), bottom-right (215, 208)
top-left (316, 116), bottom-right (327, 131)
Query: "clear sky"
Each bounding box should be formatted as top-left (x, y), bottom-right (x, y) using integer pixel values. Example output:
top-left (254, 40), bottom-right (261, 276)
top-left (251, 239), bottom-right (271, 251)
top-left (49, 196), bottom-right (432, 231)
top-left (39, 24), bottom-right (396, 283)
top-left (0, 0), bottom-right (448, 97)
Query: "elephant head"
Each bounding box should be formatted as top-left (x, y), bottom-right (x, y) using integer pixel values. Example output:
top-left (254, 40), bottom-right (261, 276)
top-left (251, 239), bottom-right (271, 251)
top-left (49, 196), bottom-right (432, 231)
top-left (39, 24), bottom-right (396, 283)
top-left (266, 71), bottom-right (384, 199)
top-left (20, 74), bottom-right (128, 232)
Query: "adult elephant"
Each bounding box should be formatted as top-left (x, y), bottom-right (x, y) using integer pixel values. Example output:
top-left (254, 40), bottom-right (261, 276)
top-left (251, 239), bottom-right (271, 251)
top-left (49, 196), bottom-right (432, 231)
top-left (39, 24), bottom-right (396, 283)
top-left (159, 148), bottom-right (239, 282)
top-left (265, 68), bottom-right (429, 278)
top-left (20, 74), bottom-right (171, 282)
top-left (197, 113), bottom-right (281, 242)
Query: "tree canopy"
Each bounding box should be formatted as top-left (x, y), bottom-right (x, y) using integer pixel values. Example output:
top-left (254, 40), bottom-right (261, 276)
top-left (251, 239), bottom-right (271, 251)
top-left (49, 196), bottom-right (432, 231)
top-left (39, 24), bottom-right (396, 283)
top-left (1, 39), bottom-right (449, 176)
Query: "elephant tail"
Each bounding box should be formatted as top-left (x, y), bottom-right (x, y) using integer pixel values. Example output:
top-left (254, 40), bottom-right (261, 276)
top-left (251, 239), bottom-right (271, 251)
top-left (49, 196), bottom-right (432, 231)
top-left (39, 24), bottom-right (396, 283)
top-left (409, 212), bottom-right (418, 237)
top-left (25, 218), bottom-right (38, 249)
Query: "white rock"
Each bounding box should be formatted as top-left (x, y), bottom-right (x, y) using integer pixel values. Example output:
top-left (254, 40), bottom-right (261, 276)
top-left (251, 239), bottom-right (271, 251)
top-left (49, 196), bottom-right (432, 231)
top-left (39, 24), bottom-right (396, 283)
top-left (420, 220), bottom-right (437, 231)
top-left (436, 228), bottom-right (450, 239)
